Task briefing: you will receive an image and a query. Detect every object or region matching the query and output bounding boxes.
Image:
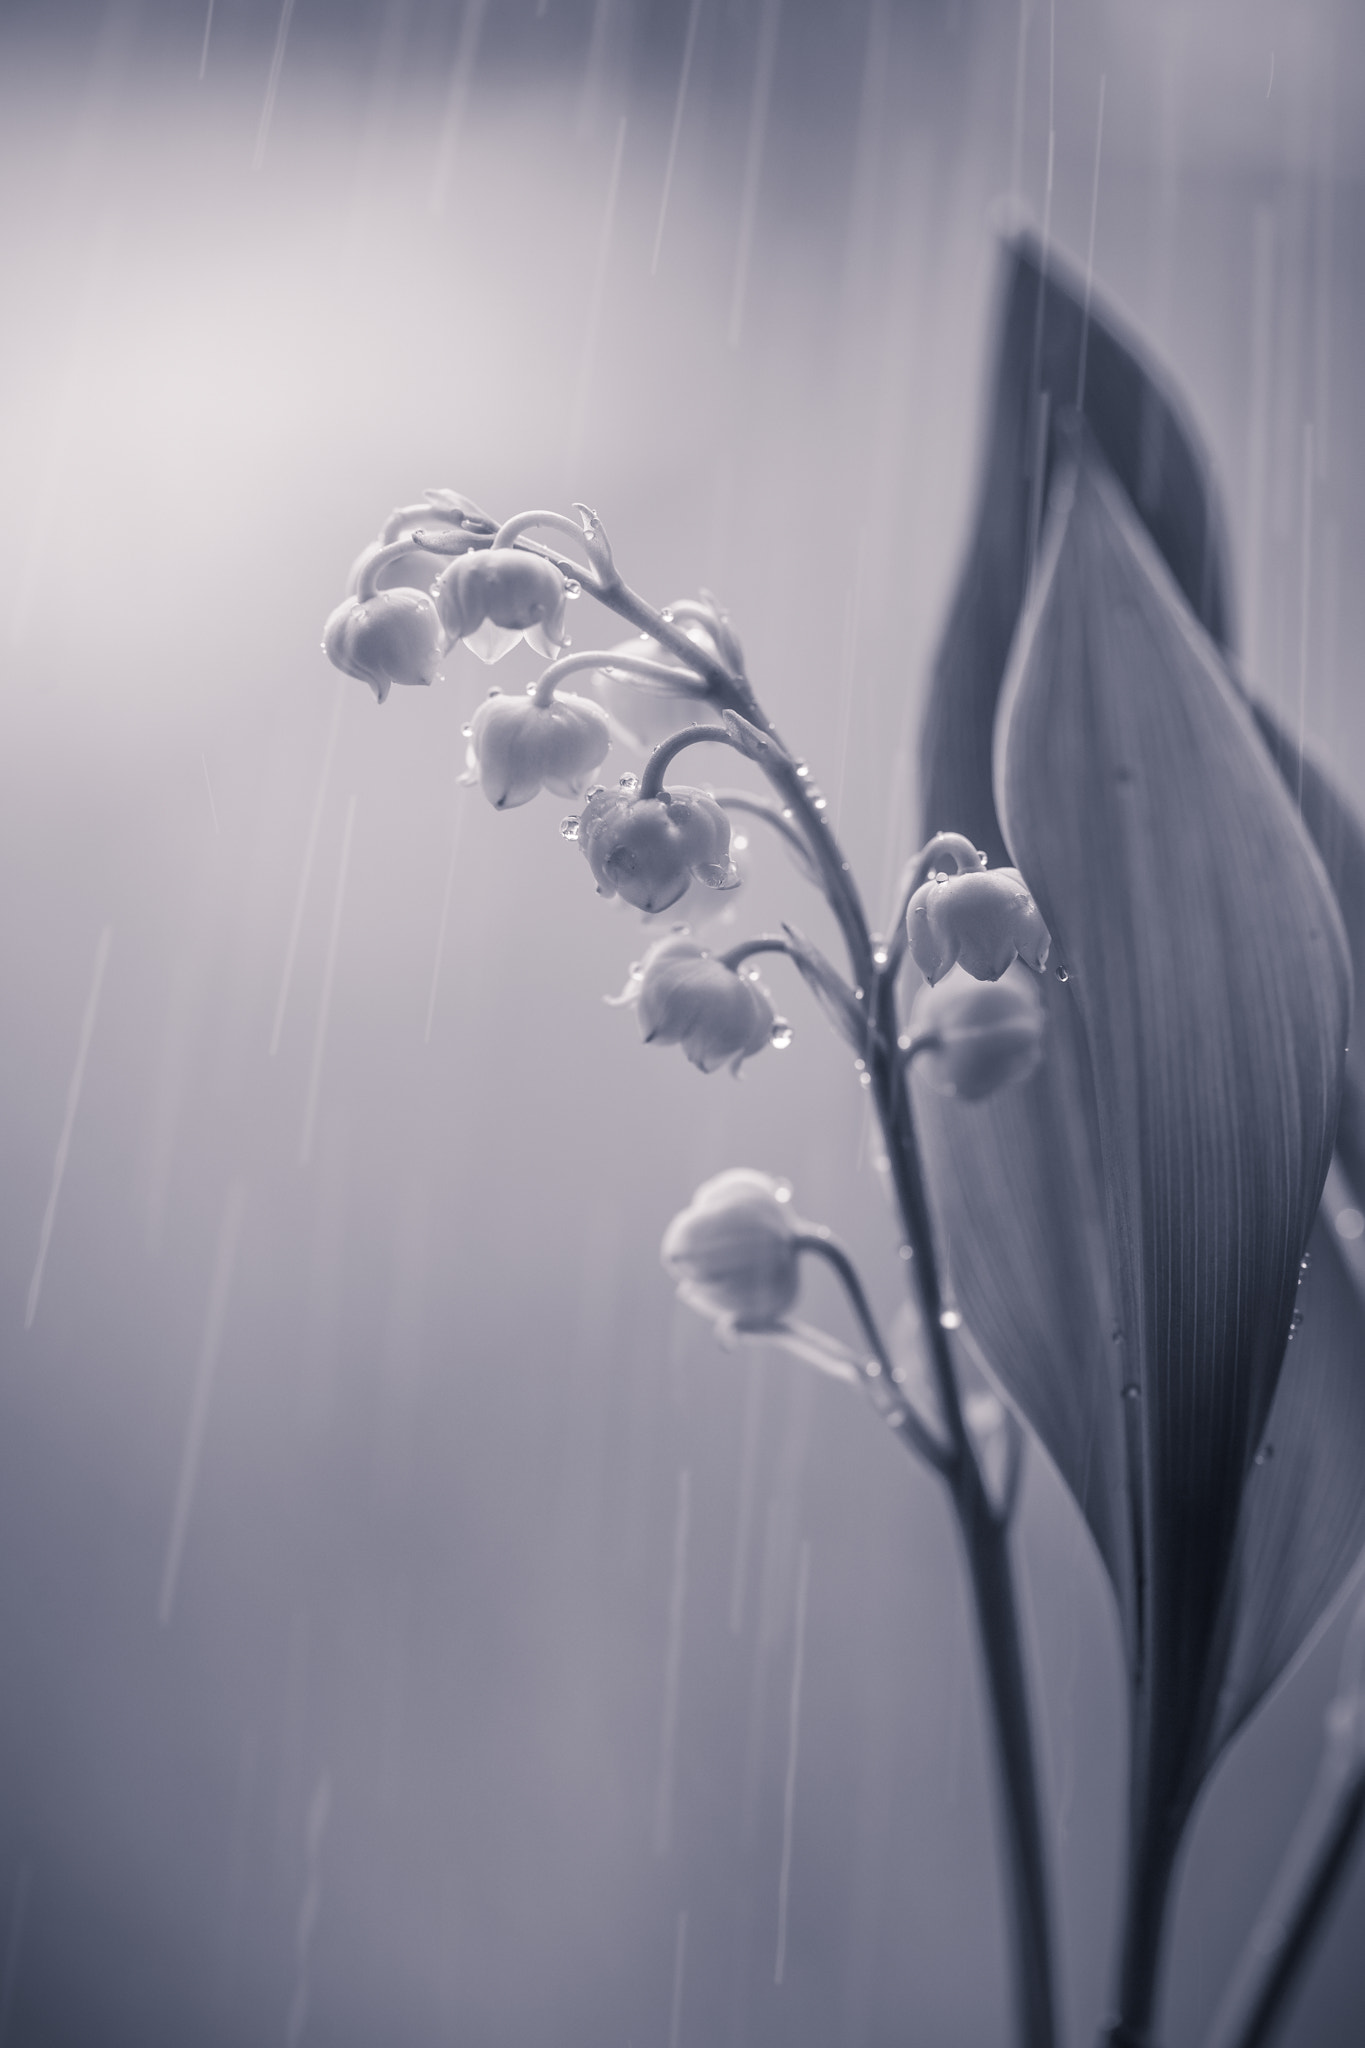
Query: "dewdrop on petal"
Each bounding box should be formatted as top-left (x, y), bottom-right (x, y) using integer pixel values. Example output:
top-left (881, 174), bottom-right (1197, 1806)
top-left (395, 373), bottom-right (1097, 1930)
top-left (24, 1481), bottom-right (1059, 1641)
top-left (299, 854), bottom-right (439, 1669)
top-left (576, 783), bottom-right (737, 915)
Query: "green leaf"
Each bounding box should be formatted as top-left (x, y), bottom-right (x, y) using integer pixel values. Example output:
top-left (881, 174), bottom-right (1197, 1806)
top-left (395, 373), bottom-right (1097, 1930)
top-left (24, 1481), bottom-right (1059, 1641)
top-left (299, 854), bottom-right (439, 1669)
top-left (1212, 1193), bottom-right (1365, 1758)
top-left (919, 231), bottom-right (1233, 870)
top-left (913, 986), bottom-right (1139, 1655)
top-left (995, 428), bottom-right (1349, 1828)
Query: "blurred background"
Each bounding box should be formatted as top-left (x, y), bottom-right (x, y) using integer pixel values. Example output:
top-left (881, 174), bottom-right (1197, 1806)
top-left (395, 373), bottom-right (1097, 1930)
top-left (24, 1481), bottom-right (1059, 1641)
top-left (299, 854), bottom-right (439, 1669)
top-left (0, 1), bottom-right (1360, 2042)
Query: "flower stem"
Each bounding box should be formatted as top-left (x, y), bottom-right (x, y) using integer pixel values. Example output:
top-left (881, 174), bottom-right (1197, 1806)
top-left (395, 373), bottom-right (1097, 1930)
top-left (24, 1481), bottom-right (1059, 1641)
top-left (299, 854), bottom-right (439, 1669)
top-left (954, 1455), bottom-right (1061, 2048)
top-left (532, 650), bottom-right (708, 707)
top-left (549, 545), bottom-right (1059, 2048)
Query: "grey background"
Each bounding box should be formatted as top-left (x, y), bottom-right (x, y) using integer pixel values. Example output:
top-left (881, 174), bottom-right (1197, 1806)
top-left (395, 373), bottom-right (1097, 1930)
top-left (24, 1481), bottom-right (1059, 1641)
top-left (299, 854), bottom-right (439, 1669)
top-left (0, 1), bottom-right (1360, 2043)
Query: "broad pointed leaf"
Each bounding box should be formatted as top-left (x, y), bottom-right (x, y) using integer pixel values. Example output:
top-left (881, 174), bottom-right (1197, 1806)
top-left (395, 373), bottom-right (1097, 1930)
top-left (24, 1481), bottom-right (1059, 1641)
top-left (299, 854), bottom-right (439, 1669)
top-left (914, 986), bottom-right (1137, 1654)
top-left (995, 433), bottom-right (1349, 1831)
top-left (919, 231), bottom-right (1232, 868)
top-left (1202, 702), bottom-right (1365, 1757)
top-left (1212, 1193), bottom-right (1365, 1758)
top-left (1253, 705), bottom-right (1365, 1208)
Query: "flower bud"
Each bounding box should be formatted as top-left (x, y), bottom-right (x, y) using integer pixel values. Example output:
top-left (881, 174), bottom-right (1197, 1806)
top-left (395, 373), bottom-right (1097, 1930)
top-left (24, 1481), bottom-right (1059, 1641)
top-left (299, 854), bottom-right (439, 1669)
top-left (576, 782), bottom-right (736, 914)
top-left (906, 865), bottom-right (1050, 984)
top-left (613, 934), bottom-right (774, 1074)
top-left (432, 548), bottom-right (568, 663)
top-left (323, 589), bottom-right (445, 703)
top-left (466, 688), bottom-right (610, 809)
top-left (661, 1169), bottom-right (802, 1329)
top-left (907, 963), bottom-right (1046, 1100)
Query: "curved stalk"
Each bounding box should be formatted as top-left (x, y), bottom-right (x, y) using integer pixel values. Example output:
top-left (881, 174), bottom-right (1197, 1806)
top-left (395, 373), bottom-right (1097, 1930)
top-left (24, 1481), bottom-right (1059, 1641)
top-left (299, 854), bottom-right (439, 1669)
top-left (793, 1230), bottom-right (951, 1473)
top-left (714, 790), bottom-right (822, 884)
top-left (532, 650), bottom-right (708, 707)
top-left (505, 531), bottom-right (1059, 2048)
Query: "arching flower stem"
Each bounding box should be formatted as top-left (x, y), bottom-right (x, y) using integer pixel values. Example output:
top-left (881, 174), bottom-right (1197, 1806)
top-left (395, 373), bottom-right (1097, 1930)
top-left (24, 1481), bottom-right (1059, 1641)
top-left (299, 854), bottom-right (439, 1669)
top-left (717, 935), bottom-right (803, 975)
top-left (492, 509), bottom-right (599, 556)
top-left (793, 1229), bottom-right (951, 1473)
top-left (532, 650), bottom-right (708, 709)
top-left (714, 791), bottom-right (822, 884)
top-left (354, 538), bottom-right (429, 605)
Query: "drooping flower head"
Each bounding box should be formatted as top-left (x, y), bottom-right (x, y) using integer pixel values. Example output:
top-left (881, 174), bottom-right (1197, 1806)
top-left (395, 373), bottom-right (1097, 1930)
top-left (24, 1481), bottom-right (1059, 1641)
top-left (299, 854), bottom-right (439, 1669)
top-left (906, 963), bottom-right (1045, 1100)
top-left (432, 548), bottom-right (568, 664)
top-left (610, 933), bottom-right (776, 1074)
top-left (465, 687), bottom-right (610, 809)
top-left (661, 1169), bottom-right (802, 1332)
top-left (323, 587), bottom-right (445, 704)
top-left (906, 862), bottom-right (1050, 984)
top-left (574, 779), bottom-right (737, 914)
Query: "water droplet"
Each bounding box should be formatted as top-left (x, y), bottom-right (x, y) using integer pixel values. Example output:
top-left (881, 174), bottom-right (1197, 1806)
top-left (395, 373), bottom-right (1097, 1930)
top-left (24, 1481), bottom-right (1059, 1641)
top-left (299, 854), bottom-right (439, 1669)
top-left (884, 1407), bottom-right (908, 1429)
top-left (619, 772), bottom-right (639, 791)
top-left (559, 816), bottom-right (581, 840)
top-left (897, 1033), bottom-right (912, 1052)
top-left (1055, 966), bottom-right (1070, 982)
top-left (660, 608), bottom-right (675, 623)
top-left (865, 1358), bottom-right (882, 1378)
top-left (1289, 1309), bottom-right (1304, 1333)
top-left (853, 1059), bottom-right (865, 1072)
top-left (872, 946), bottom-right (889, 967)
top-left (781, 807), bottom-right (794, 821)
top-left (853, 988), bottom-right (864, 1001)
top-left (770, 1019), bottom-right (794, 1050)
top-left (859, 1072), bottom-right (871, 1088)
top-left (585, 785), bottom-right (605, 801)
top-left (1122, 1383), bottom-right (1141, 1401)
top-left (525, 680), bottom-right (537, 694)
top-left (812, 796), bottom-right (827, 811)
top-left (1254, 1443), bottom-right (1276, 1466)
top-left (461, 723), bottom-right (473, 738)
top-left (933, 871), bottom-right (947, 886)
top-left (1300, 1253), bottom-right (1313, 1273)
top-left (794, 762), bottom-right (810, 779)
top-left (1335, 1207), bottom-right (1365, 1240)
top-left (898, 1245), bottom-right (913, 1261)
top-left (564, 579), bottom-right (582, 598)
top-left (732, 833), bottom-right (750, 852)
top-left (773, 1183), bottom-right (792, 1204)
top-left (978, 850), bottom-right (988, 866)
top-left (939, 1310), bottom-right (962, 1331)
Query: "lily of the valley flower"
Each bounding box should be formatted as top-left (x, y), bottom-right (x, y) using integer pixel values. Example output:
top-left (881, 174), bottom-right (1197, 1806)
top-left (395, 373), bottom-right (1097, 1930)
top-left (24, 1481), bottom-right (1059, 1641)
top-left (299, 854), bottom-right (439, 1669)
top-left (432, 548), bottom-right (568, 664)
top-left (906, 963), bottom-right (1045, 1100)
top-left (465, 686), bottom-right (610, 809)
top-left (575, 780), bottom-right (737, 914)
top-left (660, 1169), bottom-right (802, 1332)
top-left (906, 862), bottom-right (1051, 984)
top-left (609, 932), bottom-right (775, 1074)
top-left (323, 586), bottom-right (445, 704)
